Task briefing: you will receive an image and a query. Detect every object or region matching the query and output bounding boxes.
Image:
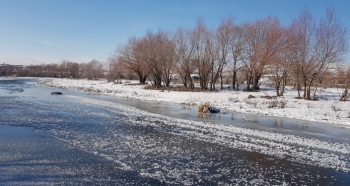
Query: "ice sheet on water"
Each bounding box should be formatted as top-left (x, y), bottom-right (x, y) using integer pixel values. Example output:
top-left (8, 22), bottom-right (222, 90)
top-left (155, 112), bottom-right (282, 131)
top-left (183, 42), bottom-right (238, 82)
top-left (62, 95), bottom-right (350, 173)
top-left (2, 94), bottom-right (349, 184)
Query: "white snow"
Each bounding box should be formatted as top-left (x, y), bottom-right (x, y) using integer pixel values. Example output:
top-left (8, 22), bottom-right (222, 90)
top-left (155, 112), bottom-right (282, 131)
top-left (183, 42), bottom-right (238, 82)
top-left (39, 78), bottom-right (350, 127)
top-left (52, 95), bottom-right (350, 172)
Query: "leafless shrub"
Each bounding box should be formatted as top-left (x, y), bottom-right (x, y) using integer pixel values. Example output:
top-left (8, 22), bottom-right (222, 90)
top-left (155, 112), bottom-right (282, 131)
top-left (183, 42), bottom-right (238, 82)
top-left (280, 100), bottom-right (287, 108)
top-left (306, 103), bottom-right (312, 108)
top-left (260, 95), bottom-right (277, 99)
top-left (247, 95), bottom-right (256, 99)
top-left (267, 100), bottom-right (278, 108)
top-left (335, 112), bottom-right (341, 119)
top-left (330, 101), bottom-right (342, 119)
top-left (228, 96), bottom-right (234, 102)
top-left (331, 104), bottom-right (341, 112)
top-left (252, 99), bottom-right (259, 108)
top-left (266, 100), bottom-right (287, 109)
top-left (242, 98), bottom-right (259, 108)
top-left (228, 95), bottom-right (239, 102)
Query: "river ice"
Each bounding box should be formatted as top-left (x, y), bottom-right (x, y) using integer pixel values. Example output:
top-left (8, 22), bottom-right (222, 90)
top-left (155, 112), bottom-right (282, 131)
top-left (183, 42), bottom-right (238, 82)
top-left (1, 78), bottom-right (350, 185)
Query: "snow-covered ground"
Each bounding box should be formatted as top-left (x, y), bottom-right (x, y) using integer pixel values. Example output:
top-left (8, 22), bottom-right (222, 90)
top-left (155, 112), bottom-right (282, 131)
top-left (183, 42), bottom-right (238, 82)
top-left (39, 78), bottom-right (350, 127)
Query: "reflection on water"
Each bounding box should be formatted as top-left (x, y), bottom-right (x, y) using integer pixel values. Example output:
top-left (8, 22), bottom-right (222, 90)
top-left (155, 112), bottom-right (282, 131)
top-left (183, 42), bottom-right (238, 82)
top-left (274, 119), bottom-right (284, 127)
top-left (273, 119), bottom-right (310, 130)
top-left (181, 105), bottom-right (193, 111)
top-left (197, 112), bottom-right (224, 120)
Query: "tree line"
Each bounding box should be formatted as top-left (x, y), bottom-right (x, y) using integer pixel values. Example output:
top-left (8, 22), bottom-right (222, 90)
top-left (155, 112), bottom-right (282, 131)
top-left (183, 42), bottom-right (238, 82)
top-left (0, 59), bottom-right (107, 79)
top-left (114, 8), bottom-right (348, 99)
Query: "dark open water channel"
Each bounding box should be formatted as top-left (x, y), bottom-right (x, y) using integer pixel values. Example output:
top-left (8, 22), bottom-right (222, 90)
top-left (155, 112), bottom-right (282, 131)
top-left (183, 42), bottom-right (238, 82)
top-left (0, 77), bottom-right (350, 185)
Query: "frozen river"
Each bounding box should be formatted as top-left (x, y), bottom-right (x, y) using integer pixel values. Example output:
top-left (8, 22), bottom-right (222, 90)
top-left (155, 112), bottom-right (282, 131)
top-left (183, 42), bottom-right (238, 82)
top-left (1, 78), bottom-right (350, 185)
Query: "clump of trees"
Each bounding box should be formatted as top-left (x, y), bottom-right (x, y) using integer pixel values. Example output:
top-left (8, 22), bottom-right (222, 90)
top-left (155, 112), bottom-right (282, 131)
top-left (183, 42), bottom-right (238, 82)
top-left (114, 8), bottom-right (348, 100)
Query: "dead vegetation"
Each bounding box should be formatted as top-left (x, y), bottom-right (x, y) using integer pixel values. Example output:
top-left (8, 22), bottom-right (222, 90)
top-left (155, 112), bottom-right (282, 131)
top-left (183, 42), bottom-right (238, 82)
top-left (264, 100), bottom-right (287, 109)
top-left (198, 102), bottom-right (221, 113)
top-left (198, 102), bottom-right (211, 113)
top-left (144, 85), bottom-right (219, 92)
top-left (260, 95), bottom-right (277, 99)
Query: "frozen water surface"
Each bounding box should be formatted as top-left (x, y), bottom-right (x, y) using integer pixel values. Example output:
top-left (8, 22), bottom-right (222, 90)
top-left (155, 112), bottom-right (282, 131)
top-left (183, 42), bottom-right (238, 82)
top-left (1, 77), bottom-right (350, 185)
top-left (0, 125), bottom-right (163, 185)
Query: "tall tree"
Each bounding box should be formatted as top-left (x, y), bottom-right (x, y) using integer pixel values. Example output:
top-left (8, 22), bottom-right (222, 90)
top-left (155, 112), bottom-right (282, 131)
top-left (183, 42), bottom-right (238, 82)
top-left (216, 17), bottom-right (232, 90)
top-left (290, 8), bottom-right (348, 99)
top-left (193, 18), bottom-right (211, 89)
top-left (105, 55), bottom-right (119, 82)
top-left (242, 16), bottom-right (285, 91)
top-left (117, 37), bottom-right (148, 84)
top-left (84, 59), bottom-right (103, 79)
top-left (173, 27), bottom-right (196, 88)
top-left (266, 26), bottom-right (293, 96)
top-left (205, 29), bottom-right (220, 90)
top-left (141, 30), bottom-right (175, 88)
top-left (228, 22), bottom-right (245, 90)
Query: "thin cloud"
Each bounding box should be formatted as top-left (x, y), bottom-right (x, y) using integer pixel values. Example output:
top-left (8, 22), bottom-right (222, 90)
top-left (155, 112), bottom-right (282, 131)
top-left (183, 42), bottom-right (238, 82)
top-left (44, 41), bottom-right (52, 45)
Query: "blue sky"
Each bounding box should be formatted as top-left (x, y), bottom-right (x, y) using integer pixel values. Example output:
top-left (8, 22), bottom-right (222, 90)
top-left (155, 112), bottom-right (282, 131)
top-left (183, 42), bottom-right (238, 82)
top-left (0, 0), bottom-right (349, 65)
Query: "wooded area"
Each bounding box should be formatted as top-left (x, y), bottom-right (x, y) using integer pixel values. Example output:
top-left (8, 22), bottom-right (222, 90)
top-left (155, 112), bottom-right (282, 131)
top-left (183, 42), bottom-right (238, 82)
top-left (115, 8), bottom-right (348, 99)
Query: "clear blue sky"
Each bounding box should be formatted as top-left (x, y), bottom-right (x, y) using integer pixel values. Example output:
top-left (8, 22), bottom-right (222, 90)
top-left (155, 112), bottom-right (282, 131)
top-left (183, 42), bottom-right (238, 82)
top-left (0, 0), bottom-right (349, 65)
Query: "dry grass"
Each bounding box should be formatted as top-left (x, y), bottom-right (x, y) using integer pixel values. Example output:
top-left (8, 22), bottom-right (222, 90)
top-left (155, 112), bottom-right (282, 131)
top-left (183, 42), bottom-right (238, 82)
top-left (144, 85), bottom-right (219, 92)
top-left (198, 102), bottom-right (211, 113)
top-left (264, 100), bottom-right (287, 109)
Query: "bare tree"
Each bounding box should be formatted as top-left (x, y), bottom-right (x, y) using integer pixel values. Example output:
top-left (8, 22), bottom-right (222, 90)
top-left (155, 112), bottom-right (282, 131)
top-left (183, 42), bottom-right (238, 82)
top-left (266, 26), bottom-right (294, 96)
top-left (58, 60), bottom-right (69, 77)
top-left (192, 18), bottom-right (212, 89)
top-left (227, 22), bottom-right (245, 90)
top-left (173, 27), bottom-right (196, 88)
top-left (242, 16), bottom-right (286, 91)
top-left (66, 61), bottom-right (80, 78)
top-left (338, 67), bottom-right (350, 101)
top-left (117, 37), bottom-right (148, 84)
top-left (216, 17), bottom-right (232, 90)
top-left (141, 30), bottom-right (175, 88)
top-left (160, 34), bottom-right (176, 87)
top-left (83, 59), bottom-right (103, 79)
top-left (105, 55), bottom-right (119, 82)
top-left (43, 63), bottom-right (59, 77)
top-left (205, 29), bottom-right (220, 90)
top-left (56, 60), bottom-right (79, 78)
top-left (290, 8), bottom-right (348, 99)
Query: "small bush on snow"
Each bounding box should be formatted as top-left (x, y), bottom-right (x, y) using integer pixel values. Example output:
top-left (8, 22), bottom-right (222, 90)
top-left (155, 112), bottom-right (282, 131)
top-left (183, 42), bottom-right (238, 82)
top-left (265, 100), bottom-right (287, 109)
top-left (331, 103), bottom-right (341, 111)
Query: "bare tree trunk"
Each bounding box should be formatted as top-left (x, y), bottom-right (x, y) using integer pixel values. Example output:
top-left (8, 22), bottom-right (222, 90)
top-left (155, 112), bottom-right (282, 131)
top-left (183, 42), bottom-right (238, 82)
top-left (340, 88), bottom-right (349, 101)
top-left (303, 77), bottom-right (307, 99)
top-left (220, 72), bottom-right (223, 90)
top-left (297, 83), bottom-right (301, 98)
top-left (232, 71), bottom-right (236, 90)
top-left (275, 81), bottom-right (281, 96)
top-left (253, 75), bottom-right (260, 91)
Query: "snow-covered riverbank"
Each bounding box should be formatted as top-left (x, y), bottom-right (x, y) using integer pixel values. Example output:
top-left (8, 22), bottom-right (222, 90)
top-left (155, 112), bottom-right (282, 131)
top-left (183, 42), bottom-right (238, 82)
top-left (39, 78), bottom-right (350, 127)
